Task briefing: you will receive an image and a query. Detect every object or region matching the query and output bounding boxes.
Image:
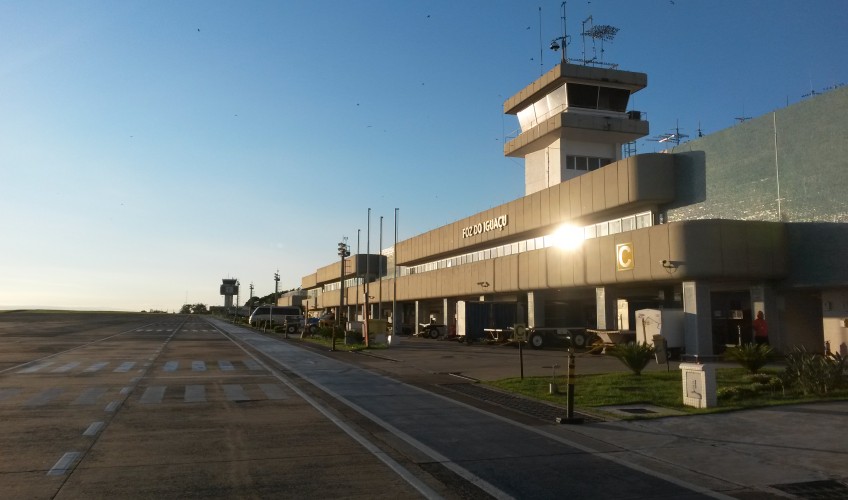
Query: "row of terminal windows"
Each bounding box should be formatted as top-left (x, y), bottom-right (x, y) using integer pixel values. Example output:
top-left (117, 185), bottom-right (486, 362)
top-left (565, 155), bottom-right (613, 171)
top-left (321, 212), bottom-right (654, 292)
top-left (404, 211), bottom-right (653, 277)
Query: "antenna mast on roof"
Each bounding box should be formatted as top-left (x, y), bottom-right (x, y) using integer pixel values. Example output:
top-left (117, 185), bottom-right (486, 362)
top-left (549, 2), bottom-right (570, 64)
top-left (579, 12), bottom-right (619, 68)
top-left (735, 105), bottom-right (752, 124)
top-left (651, 120), bottom-right (688, 146)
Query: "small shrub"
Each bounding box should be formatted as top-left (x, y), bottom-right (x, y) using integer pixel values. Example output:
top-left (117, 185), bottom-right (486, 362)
top-left (782, 347), bottom-right (847, 396)
top-left (723, 343), bottom-right (773, 374)
top-left (607, 342), bottom-right (655, 376)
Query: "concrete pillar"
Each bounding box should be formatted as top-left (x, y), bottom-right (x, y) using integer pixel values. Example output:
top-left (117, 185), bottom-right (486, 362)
top-left (595, 287), bottom-right (617, 330)
top-left (527, 291), bottom-right (544, 328)
top-left (443, 298), bottom-right (456, 335)
top-left (682, 281), bottom-right (713, 357)
top-left (414, 300), bottom-right (421, 336)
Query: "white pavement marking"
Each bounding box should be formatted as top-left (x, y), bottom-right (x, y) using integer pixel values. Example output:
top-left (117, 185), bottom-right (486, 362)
top-left (114, 361), bottom-right (136, 372)
top-left (259, 383), bottom-right (288, 400)
top-left (219, 329), bottom-right (442, 500)
top-left (184, 385), bottom-right (206, 403)
top-left (47, 452), bottom-right (81, 476)
top-left (72, 387), bottom-right (108, 405)
top-left (24, 387), bottom-right (64, 407)
top-left (17, 361), bottom-right (54, 374)
top-left (51, 361), bottom-right (81, 373)
top-left (191, 361), bottom-right (206, 371)
top-left (218, 360), bottom-right (234, 371)
top-left (104, 401), bottom-right (120, 412)
top-left (83, 361), bottom-right (109, 373)
top-left (140, 386), bottom-right (166, 404)
top-left (223, 384), bottom-right (249, 401)
top-left (83, 421), bottom-right (105, 437)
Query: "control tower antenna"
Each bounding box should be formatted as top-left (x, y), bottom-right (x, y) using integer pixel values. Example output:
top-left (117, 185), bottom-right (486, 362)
top-left (549, 2), bottom-right (570, 64)
top-left (579, 12), bottom-right (619, 68)
top-left (651, 120), bottom-right (688, 146)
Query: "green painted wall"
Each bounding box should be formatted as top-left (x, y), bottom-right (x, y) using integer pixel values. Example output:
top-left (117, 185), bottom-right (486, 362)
top-left (662, 87), bottom-right (848, 287)
top-left (665, 86), bottom-right (848, 223)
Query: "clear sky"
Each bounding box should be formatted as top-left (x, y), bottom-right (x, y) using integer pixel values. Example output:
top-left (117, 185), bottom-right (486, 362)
top-left (2, 1), bottom-right (847, 311)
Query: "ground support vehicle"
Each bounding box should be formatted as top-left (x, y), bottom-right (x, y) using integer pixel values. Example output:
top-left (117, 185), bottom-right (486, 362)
top-left (524, 327), bottom-right (596, 350)
top-left (417, 323), bottom-right (447, 339)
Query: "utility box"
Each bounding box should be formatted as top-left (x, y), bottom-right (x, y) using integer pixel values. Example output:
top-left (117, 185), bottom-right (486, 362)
top-left (635, 309), bottom-right (684, 350)
top-left (680, 362), bottom-right (717, 408)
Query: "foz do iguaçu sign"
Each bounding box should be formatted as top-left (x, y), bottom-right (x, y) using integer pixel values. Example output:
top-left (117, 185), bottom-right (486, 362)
top-left (462, 215), bottom-right (508, 238)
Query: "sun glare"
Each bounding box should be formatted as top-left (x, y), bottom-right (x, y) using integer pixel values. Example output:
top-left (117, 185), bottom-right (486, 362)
top-left (554, 224), bottom-right (585, 250)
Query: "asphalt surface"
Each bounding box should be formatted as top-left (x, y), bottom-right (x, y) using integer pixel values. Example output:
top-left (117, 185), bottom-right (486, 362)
top-left (220, 322), bottom-right (848, 500)
top-left (2, 312), bottom-right (845, 499)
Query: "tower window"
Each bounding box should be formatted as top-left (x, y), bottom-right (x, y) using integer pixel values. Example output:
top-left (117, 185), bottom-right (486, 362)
top-left (567, 83), bottom-right (630, 112)
top-left (565, 155), bottom-right (613, 171)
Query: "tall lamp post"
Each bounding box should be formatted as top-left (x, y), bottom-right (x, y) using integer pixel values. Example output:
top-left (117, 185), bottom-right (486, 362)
top-left (336, 240), bottom-right (350, 351)
top-left (249, 282), bottom-right (254, 321)
top-left (393, 208), bottom-right (399, 335)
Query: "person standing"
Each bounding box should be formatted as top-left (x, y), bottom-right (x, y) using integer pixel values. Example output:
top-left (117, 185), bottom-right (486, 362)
top-left (753, 311), bottom-right (769, 345)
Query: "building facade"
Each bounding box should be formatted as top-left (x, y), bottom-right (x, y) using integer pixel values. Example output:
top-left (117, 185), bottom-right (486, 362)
top-left (292, 62), bottom-right (848, 358)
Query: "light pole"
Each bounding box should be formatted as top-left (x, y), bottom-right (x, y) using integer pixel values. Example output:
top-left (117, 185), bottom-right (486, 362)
top-left (378, 215), bottom-right (383, 321)
top-left (274, 271), bottom-right (280, 304)
top-left (336, 239), bottom-right (350, 351)
top-left (364, 208), bottom-right (371, 347)
top-left (234, 280), bottom-right (240, 323)
top-left (393, 208), bottom-right (399, 335)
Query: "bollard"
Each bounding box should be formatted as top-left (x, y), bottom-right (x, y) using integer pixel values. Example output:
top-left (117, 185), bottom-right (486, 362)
top-left (519, 339), bottom-right (524, 380)
top-left (556, 348), bottom-right (584, 424)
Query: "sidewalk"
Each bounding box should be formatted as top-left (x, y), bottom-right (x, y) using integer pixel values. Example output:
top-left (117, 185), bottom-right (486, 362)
top-left (338, 336), bottom-right (848, 499)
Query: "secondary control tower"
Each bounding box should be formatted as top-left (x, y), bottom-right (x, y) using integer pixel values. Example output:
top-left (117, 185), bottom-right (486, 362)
top-left (220, 278), bottom-right (239, 310)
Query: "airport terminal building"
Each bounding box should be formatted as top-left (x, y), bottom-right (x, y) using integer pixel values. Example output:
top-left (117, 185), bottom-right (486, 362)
top-left (289, 61), bottom-right (848, 358)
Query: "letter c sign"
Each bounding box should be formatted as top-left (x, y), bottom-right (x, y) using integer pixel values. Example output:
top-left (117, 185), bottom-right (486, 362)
top-left (616, 243), bottom-right (634, 271)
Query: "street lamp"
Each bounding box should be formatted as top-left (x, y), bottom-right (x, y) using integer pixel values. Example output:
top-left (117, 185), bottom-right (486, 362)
top-left (336, 239), bottom-right (350, 351)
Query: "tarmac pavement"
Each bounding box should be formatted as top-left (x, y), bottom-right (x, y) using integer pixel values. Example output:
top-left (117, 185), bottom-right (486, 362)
top-left (281, 332), bottom-right (848, 499)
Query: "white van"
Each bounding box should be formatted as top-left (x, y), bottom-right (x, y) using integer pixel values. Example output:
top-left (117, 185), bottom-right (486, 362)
top-left (248, 305), bottom-right (303, 332)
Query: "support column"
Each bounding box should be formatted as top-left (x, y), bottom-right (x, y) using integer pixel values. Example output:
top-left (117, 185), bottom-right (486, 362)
top-left (528, 291), bottom-right (544, 328)
top-left (414, 300), bottom-right (421, 336)
top-left (443, 298), bottom-right (456, 336)
top-left (683, 281), bottom-right (713, 357)
top-left (595, 287), bottom-right (617, 330)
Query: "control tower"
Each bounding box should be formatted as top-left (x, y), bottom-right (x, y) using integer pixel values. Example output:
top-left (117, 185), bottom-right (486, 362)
top-left (220, 278), bottom-right (239, 310)
top-left (503, 62), bottom-right (649, 195)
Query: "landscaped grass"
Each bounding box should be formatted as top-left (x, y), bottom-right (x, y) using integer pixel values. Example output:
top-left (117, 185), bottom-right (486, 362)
top-left (487, 368), bottom-right (848, 418)
top-left (287, 334), bottom-right (388, 352)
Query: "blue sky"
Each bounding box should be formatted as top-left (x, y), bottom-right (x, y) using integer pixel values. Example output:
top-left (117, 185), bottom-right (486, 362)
top-left (2, 1), bottom-right (847, 311)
